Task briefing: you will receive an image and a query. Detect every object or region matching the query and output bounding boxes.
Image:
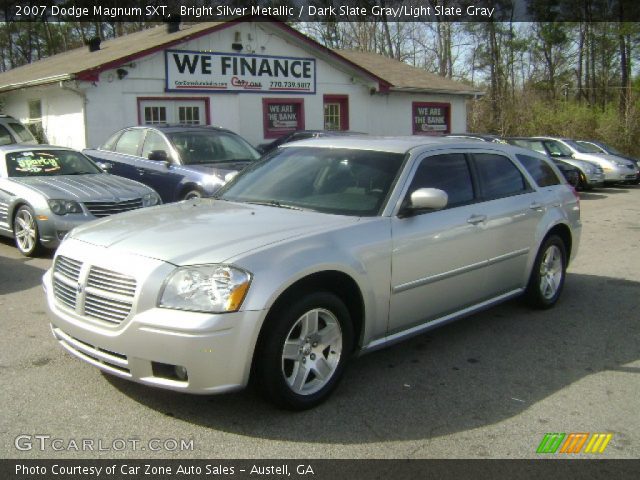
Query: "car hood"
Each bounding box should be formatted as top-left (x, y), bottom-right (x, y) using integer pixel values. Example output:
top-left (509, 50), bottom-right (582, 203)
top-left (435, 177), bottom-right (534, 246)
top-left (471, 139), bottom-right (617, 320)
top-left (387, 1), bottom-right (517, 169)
top-left (68, 199), bottom-right (360, 265)
top-left (10, 174), bottom-right (153, 201)
top-left (574, 153), bottom-right (634, 166)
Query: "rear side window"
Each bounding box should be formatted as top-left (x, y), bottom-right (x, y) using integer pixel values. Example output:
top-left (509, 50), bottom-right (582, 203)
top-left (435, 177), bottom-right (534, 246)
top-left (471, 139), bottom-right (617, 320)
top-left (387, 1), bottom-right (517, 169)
top-left (0, 125), bottom-right (14, 145)
top-left (101, 131), bottom-right (122, 151)
top-left (516, 153), bottom-right (561, 187)
top-left (473, 153), bottom-right (528, 200)
top-left (114, 129), bottom-right (145, 156)
top-left (408, 153), bottom-right (475, 208)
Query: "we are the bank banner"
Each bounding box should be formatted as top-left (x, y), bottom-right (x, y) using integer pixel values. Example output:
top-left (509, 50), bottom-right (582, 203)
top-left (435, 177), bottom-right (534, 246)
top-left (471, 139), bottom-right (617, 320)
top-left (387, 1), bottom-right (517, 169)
top-left (165, 50), bottom-right (316, 94)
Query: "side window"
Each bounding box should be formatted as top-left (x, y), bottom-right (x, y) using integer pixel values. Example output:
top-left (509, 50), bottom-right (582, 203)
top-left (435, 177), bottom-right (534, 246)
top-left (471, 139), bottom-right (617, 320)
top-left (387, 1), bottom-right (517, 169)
top-left (141, 131), bottom-right (170, 160)
top-left (516, 153), bottom-right (561, 187)
top-left (114, 129), bottom-right (145, 156)
top-left (474, 153), bottom-right (528, 199)
top-left (407, 153), bottom-right (474, 209)
top-left (0, 125), bottom-right (15, 145)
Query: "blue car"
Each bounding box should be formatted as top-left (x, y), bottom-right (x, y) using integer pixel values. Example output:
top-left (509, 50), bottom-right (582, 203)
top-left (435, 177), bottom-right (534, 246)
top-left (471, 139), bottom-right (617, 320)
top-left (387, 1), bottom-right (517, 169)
top-left (84, 125), bottom-right (261, 202)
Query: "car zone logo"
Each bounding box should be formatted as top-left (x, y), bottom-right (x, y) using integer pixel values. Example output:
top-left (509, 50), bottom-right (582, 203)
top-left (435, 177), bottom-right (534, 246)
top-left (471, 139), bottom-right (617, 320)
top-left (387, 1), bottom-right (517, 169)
top-left (536, 433), bottom-right (613, 454)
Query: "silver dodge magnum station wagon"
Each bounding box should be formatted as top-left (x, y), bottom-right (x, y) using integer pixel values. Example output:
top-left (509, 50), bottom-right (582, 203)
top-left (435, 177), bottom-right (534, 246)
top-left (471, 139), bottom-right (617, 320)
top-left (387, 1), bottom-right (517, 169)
top-left (43, 137), bottom-right (581, 409)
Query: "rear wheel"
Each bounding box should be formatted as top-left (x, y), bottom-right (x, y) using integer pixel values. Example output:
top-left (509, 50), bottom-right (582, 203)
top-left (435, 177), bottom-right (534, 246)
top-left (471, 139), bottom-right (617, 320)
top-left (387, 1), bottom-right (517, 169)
top-left (254, 292), bottom-right (353, 410)
top-left (13, 205), bottom-right (42, 257)
top-left (524, 235), bottom-right (567, 309)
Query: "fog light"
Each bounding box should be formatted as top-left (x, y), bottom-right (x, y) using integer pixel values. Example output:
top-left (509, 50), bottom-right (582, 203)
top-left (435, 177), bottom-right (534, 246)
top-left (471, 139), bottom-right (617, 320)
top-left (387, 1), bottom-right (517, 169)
top-left (175, 365), bottom-right (188, 380)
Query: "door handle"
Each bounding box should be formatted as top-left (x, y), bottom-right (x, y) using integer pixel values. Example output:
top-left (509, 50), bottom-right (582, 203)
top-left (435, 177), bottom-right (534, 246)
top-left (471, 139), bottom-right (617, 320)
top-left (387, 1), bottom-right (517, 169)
top-left (529, 202), bottom-right (545, 211)
top-left (467, 214), bottom-right (487, 225)
top-left (135, 168), bottom-right (145, 176)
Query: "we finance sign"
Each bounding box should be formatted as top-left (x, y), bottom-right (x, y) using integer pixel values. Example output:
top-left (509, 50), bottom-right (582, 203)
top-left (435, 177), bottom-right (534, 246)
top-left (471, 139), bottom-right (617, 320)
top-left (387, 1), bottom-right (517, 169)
top-left (165, 50), bottom-right (316, 94)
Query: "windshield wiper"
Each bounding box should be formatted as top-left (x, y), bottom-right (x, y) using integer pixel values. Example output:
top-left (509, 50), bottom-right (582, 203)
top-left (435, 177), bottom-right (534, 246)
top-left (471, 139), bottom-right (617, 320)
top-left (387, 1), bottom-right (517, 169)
top-left (245, 200), bottom-right (303, 211)
top-left (64, 172), bottom-right (95, 175)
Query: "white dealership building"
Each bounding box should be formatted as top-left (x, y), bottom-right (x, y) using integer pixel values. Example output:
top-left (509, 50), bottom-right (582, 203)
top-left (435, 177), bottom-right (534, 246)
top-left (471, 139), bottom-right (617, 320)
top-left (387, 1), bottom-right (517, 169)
top-left (0, 20), bottom-right (482, 149)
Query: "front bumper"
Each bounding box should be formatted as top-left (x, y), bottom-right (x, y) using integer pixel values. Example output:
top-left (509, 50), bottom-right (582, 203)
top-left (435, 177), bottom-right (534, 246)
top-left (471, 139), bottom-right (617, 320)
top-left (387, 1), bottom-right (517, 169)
top-left (43, 256), bottom-right (265, 394)
top-left (603, 165), bottom-right (639, 183)
top-left (36, 214), bottom-right (91, 248)
top-left (582, 171), bottom-right (605, 187)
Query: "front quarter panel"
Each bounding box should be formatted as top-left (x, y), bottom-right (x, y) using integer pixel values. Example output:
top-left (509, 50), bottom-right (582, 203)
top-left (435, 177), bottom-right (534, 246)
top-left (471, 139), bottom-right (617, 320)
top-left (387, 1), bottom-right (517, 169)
top-left (228, 217), bottom-right (394, 348)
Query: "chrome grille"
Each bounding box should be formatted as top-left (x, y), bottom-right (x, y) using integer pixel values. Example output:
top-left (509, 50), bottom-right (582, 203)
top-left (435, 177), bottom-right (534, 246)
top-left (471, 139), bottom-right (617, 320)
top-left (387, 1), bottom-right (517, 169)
top-left (51, 257), bottom-right (136, 326)
top-left (55, 255), bottom-right (82, 282)
top-left (87, 266), bottom-right (137, 296)
top-left (84, 198), bottom-right (143, 218)
top-left (84, 293), bottom-right (133, 324)
top-left (53, 277), bottom-right (77, 310)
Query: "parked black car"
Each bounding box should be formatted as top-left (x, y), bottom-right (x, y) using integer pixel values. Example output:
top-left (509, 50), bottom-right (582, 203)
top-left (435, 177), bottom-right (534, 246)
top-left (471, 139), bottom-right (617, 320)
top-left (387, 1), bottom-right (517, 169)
top-left (84, 125), bottom-right (261, 203)
top-left (257, 130), bottom-right (365, 155)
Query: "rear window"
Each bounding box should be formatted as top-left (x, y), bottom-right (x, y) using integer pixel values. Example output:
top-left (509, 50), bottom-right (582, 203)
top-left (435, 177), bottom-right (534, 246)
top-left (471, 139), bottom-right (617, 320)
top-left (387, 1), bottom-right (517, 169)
top-left (516, 154), bottom-right (561, 187)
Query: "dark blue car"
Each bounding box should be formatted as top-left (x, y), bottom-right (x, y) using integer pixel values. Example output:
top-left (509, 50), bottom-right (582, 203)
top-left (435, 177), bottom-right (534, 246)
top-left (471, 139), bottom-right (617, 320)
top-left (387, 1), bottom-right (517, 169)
top-left (84, 125), bottom-right (261, 202)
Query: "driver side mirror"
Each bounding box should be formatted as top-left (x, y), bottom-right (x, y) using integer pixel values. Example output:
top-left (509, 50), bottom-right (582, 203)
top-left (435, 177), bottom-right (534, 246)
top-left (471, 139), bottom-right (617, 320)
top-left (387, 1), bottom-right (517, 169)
top-left (400, 188), bottom-right (448, 217)
top-left (148, 150), bottom-right (168, 162)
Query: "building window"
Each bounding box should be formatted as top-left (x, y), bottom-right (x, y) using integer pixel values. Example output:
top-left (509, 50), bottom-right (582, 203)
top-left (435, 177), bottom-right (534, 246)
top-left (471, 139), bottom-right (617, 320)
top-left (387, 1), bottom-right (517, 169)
top-left (137, 97), bottom-right (210, 126)
top-left (412, 102), bottom-right (451, 135)
top-left (178, 106), bottom-right (201, 125)
top-left (144, 106), bottom-right (167, 125)
top-left (28, 99), bottom-right (42, 121)
top-left (324, 103), bottom-right (340, 131)
top-left (323, 95), bottom-right (349, 131)
top-left (262, 98), bottom-right (305, 139)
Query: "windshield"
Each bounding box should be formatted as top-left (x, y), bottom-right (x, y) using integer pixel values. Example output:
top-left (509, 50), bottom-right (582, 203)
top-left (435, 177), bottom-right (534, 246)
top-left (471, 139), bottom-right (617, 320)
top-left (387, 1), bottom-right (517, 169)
top-left (544, 140), bottom-right (573, 157)
top-left (167, 131), bottom-right (260, 165)
top-left (567, 140), bottom-right (603, 154)
top-left (9, 122), bottom-right (36, 142)
top-left (217, 147), bottom-right (405, 216)
top-left (509, 139), bottom-right (547, 155)
top-left (6, 150), bottom-right (101, 177)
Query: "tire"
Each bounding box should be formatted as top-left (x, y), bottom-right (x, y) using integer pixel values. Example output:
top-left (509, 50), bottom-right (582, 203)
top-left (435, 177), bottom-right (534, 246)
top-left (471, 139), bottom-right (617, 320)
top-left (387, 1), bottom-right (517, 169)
top-left (13, 205), bottom-right (42, 257)
top-left (524, 235), bottom-right (567, 309)
top-left (254, 291), bottom-right (354, 410)
top-left (578, 172), bottom-right (592, 191)
top-left (182, 189), bottom-right (202, 200)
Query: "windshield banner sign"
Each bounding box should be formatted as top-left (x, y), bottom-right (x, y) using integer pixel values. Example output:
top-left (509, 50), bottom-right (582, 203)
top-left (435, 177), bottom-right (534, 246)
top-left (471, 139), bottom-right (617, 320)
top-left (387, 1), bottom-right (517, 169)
top-left (165, 50), bottom-right (316, 94)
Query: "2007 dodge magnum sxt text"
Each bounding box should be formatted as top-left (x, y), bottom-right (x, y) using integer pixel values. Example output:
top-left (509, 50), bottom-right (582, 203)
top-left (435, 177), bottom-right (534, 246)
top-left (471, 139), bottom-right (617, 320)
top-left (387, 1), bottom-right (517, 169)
top-left (43, 137), bottom-right (581, 409)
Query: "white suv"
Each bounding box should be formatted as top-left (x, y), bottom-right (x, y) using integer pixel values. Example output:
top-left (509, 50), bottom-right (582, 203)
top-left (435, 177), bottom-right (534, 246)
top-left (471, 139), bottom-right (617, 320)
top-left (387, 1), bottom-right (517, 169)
top-left (0, 115), bottom-right (38, 146)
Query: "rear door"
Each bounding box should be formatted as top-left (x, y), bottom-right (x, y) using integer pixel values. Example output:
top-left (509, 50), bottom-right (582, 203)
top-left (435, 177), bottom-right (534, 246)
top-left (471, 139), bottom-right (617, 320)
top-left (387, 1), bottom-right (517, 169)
top-left (469, 152), bottom-right (542, 294)
top-left (100, 129), bottom-right (146, 180)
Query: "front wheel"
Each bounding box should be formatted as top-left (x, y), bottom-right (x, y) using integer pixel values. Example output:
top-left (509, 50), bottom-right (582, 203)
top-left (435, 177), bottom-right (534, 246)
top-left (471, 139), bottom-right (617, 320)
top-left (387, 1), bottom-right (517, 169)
top-left (524, 235), bottom-right (567, 309)
top-left (13, 205), bottom-right (42, 257)
top-left (182, 189), bottom-right (202, 200)
top-left (254, 292), bottom-right (354, 410)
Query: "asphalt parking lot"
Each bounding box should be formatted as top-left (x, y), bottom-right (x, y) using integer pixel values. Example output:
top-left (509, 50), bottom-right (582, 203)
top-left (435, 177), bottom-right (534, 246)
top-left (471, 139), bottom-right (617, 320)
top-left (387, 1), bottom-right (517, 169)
top-left (1, 185), bottom-right (639, 460)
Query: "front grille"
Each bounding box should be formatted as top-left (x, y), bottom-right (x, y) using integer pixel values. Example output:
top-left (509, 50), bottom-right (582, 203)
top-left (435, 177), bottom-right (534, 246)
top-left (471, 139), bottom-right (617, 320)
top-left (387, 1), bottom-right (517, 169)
top-left (84, 198), bottom-right (143, 218)
top-left (55, 255), bottom-right (82, 281)
top-left (52, 257), bottom-right (136, 326)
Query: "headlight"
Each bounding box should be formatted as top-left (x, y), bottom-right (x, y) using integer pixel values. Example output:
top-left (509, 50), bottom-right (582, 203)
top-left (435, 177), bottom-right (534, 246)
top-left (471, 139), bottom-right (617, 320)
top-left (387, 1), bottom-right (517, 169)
top-left (142, 192), bottom-right (161, 207)
top-left (48, 199), bottom-right (82, 215)
top-left (159, 265), bottom-right (251, 313)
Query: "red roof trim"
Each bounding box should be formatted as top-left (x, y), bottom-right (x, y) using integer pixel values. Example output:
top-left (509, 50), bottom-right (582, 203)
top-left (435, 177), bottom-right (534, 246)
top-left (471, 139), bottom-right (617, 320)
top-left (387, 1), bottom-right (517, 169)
top-left (75, 21), bottom-right (237, 80)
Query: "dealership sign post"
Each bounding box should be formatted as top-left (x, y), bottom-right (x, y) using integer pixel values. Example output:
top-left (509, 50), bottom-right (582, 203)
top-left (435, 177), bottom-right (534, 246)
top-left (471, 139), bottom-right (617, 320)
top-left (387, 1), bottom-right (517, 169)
top-left (165, 50), bottom-right (316, 94)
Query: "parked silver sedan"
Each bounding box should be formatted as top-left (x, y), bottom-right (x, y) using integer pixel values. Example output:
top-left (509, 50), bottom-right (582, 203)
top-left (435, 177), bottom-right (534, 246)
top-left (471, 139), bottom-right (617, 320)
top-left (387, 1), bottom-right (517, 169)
top-left (43, 138), bottom-right (581, 409)
top-left (0, 145), bottom-right (161, 256)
